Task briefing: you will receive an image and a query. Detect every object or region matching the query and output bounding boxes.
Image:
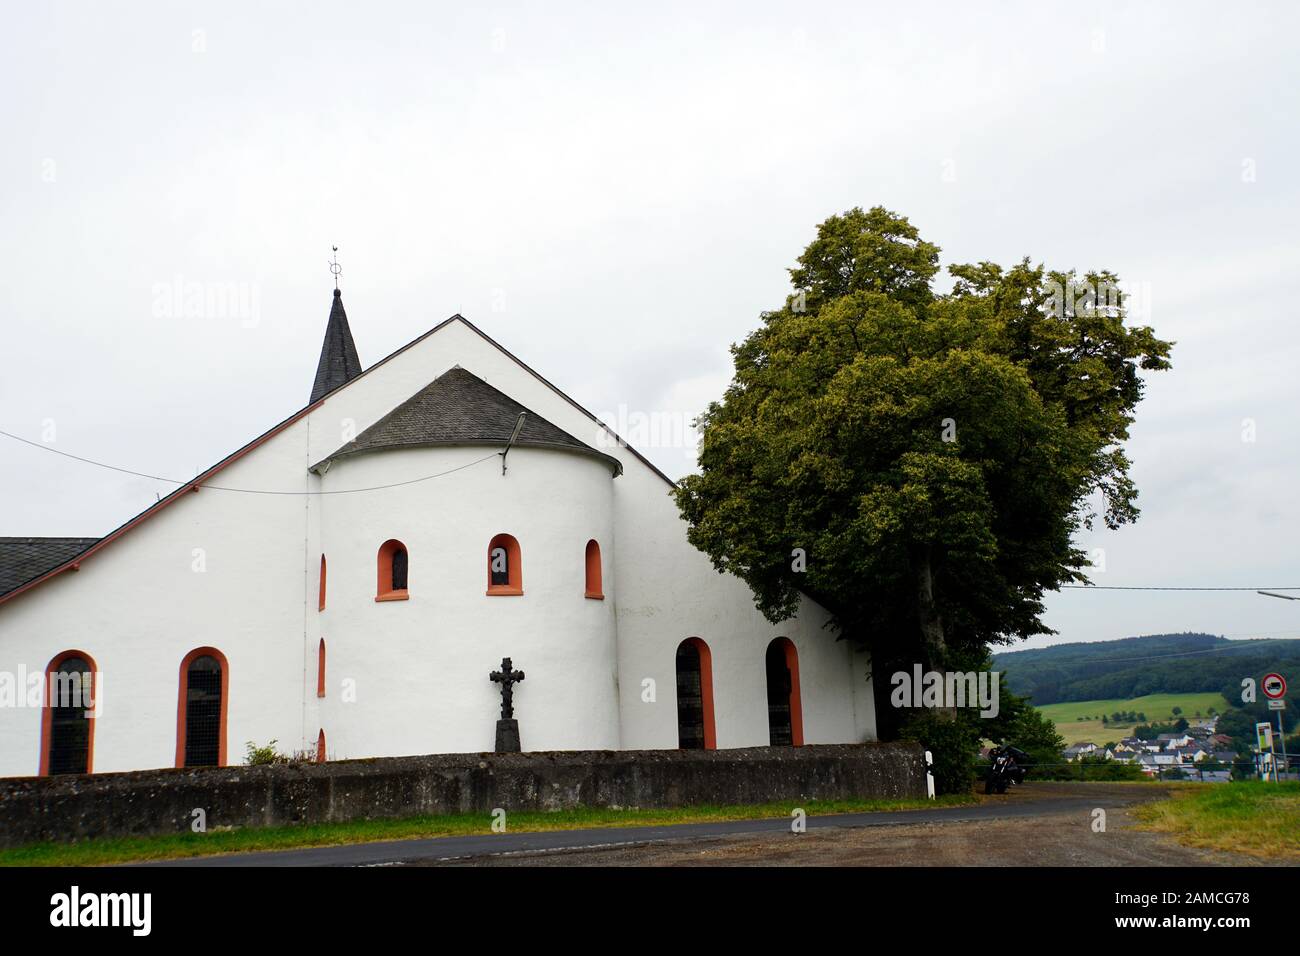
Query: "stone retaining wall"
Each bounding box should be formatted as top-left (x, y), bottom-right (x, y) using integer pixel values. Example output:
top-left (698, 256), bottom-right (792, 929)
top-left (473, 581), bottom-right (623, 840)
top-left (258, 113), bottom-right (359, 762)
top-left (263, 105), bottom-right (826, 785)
top-left (0, 742), bottom-right (926, 848)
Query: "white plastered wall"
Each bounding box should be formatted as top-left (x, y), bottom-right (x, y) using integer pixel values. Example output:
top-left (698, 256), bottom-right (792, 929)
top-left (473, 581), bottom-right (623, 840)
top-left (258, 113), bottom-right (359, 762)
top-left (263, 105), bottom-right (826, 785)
top-left (0, 315), bottom-right (875, 776)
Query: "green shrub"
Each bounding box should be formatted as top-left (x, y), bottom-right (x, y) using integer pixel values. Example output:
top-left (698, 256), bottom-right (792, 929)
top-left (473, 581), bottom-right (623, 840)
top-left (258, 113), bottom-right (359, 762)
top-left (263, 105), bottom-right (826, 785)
top-left (901, 710), bottom-right (982, 795)
top-left (245, 739), bottom-right (289, 766)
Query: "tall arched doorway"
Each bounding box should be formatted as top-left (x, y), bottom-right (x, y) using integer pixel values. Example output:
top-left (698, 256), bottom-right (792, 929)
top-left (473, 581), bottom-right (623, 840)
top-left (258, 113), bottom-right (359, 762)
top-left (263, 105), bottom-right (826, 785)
top-left (765, 637), bottom-right (803, 746)
top-left (40, 650), bottom-right (97, 776)
top-left (675, 637), bottom-right (716, 749)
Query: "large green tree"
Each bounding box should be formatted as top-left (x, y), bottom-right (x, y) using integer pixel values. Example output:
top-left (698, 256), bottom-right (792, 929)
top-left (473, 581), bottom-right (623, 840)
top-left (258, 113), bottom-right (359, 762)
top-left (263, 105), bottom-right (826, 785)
top-left (674, 207), bottom-right (1172, 732)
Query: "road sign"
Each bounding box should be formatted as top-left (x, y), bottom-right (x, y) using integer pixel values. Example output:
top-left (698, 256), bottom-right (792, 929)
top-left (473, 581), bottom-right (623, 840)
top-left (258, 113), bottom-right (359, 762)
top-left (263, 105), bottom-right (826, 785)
top-left (1262, 672), bottom-right (1287, 699)
top-left (1256, 721), bottom-right (1273, 750)
top-left (1269, 699), bottom-right (1287, 710)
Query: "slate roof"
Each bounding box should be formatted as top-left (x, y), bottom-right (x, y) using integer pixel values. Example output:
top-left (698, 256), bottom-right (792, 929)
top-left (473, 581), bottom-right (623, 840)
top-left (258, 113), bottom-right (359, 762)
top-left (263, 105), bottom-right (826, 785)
top-left (0, 538), bottom-right (100, 597)
top-left (314, 365), bottom-right (622, 474)
top-left (309, 290), bottom-right (363, 403)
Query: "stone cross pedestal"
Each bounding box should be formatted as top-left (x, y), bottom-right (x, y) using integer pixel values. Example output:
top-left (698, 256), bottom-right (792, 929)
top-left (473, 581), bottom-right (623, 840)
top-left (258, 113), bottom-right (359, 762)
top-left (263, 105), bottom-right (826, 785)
top-left (490, 657), bottom-right (525, 753)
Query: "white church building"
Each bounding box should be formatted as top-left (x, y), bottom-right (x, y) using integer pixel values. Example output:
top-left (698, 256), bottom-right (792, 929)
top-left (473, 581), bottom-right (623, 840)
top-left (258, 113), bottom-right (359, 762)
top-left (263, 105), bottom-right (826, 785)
top-left (0, 287), bottom-right (877, 777)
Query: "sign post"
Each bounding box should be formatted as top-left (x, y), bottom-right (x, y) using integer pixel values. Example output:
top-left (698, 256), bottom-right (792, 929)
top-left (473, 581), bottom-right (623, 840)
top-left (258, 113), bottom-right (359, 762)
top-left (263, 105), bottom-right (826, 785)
top-left (1255, 722), bottom-right (1275, 781)
top-left (1263, 673), bottom-right (1287, 777)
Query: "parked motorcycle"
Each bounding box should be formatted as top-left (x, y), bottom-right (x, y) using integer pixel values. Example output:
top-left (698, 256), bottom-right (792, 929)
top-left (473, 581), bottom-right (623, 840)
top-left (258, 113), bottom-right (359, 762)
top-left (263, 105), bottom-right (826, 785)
top-left (984, 745), bottom-right (1029, 794)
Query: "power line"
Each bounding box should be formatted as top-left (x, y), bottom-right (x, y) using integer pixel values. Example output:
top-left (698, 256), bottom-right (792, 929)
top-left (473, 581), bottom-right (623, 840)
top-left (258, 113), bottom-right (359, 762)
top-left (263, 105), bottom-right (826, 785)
top-left (207, 453), bottom-right (498, 494)
top-left (0, 427), bottom-right (499, 495)
top-left (1061, 585), bottom-right (1300, 591)
top-left (5, 426), bottom-right (1300, 565)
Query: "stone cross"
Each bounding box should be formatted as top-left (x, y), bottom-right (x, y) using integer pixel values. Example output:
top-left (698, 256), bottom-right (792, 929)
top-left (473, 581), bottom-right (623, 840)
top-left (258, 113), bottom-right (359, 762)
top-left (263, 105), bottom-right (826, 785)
top-left (490, 657), bottom-right (525, 720)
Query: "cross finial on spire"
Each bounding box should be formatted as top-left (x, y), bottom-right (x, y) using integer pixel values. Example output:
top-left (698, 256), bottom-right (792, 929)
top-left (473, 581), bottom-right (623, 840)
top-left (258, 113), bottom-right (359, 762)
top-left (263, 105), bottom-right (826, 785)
top-left (329, 245), bottom-right (342, 291)
top-left (310, 253), bottom-right (362, 403)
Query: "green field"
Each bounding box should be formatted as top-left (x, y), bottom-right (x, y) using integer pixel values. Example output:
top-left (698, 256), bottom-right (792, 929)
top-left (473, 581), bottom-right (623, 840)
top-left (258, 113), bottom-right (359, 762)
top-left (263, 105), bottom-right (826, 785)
top-left (1135, 780), bottom-right (1300, 859)
top-left (1037, 692), bottom-right (1229, 745)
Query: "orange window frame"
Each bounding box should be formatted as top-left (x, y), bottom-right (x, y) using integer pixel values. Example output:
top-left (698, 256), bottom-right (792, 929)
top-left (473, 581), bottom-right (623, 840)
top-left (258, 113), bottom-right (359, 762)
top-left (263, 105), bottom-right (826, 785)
top-left (584, 539), bottom-right (603, 599)
top-left (38, 649), bottom-right (99, 776)
top-left (769, 637), bottom-right (805, 747)
top-left (486, 533), bottom-right (523, 595)
top-left (175, 646), bottom-right (230, 768)
top-left (677, 637), bottom-right (717, 750)
top-left (376, 539), bottom-right (410, 601)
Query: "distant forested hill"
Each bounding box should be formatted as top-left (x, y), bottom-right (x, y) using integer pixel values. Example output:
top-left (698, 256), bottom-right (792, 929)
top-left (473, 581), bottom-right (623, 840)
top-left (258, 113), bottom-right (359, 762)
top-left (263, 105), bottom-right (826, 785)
top-left (993, 632), bottom-right (1300, 705)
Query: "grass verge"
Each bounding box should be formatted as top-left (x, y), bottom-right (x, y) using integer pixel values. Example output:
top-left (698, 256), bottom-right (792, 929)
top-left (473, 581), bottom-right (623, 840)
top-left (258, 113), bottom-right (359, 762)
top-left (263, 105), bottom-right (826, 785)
top-left (0, 793), bottom-right (977, 867)
top-left (1132, 780), bottom-right (1300, 860)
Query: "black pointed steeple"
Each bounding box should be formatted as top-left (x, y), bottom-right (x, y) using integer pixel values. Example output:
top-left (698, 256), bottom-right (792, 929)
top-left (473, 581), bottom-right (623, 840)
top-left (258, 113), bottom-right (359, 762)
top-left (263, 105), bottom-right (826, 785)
top-left (310, 288), bottom-right (363, 403)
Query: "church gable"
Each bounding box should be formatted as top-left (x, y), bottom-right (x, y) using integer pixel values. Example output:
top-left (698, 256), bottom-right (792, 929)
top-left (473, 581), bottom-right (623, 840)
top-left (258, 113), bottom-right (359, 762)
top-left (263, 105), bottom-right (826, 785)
top-left (0, 399), bottom-right (319, 608)
top-left (313, 365), bottom-right (621, 475)
top-left (0, 294), bottom-right (651, 608)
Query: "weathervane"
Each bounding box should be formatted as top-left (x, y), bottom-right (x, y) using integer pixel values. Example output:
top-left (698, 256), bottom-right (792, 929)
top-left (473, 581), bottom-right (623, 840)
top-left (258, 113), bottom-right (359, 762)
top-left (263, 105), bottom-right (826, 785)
top-left (329, 245), bottom-right (342, 290)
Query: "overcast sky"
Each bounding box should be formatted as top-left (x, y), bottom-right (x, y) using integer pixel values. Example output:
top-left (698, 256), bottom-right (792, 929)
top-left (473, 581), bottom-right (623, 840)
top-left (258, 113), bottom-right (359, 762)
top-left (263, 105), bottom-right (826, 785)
top-left (2, 1), bottom-right (1298, 649)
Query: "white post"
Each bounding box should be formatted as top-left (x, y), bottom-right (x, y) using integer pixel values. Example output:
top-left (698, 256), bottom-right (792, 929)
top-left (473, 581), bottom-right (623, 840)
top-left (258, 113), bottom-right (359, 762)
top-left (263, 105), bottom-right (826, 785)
top-left (1276, 710), bottom-right (1288, 778)
top-left (924, 749), bottom-right (935, 800)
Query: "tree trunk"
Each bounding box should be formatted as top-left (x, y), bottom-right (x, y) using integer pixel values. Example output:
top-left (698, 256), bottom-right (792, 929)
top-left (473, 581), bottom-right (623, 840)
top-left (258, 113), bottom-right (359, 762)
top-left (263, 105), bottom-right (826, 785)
top-left (913, 546), bottom-right (947, 674)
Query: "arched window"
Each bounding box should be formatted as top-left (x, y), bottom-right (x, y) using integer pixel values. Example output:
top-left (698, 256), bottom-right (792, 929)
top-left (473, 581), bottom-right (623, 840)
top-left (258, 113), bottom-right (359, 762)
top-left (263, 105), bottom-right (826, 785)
top-left (176, 647), bottom-right (228, 768)
top-left (40, 650), bottom-right (97, 776)
top-left (584, 539), bottom-right (603, 599)
top-left (376, 539), bottom-right (409, 601)
top-left (316, 729), bottom-right (327, 764)
top-left (675, 637), bottom-right (716, 750)
top-left (317, 639), bottom-right (326, 699)
top-left (486, 533), bottom-right (522, 595)
top-left (318, 554), bottom-right (327, 611)
top-left (765, 637), bottom-right (804, 747)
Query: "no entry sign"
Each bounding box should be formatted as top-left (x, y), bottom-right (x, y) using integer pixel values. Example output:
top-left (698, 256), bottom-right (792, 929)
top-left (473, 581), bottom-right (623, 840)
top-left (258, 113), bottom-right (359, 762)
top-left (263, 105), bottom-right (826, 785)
top-left (1262, 673), bottom-right (1287, 699)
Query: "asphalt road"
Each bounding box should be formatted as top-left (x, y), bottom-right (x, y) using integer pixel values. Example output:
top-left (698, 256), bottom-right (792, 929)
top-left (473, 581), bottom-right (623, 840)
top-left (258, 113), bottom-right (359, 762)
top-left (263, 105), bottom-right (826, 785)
top-left (146, 786), bottom-right (1146, 868)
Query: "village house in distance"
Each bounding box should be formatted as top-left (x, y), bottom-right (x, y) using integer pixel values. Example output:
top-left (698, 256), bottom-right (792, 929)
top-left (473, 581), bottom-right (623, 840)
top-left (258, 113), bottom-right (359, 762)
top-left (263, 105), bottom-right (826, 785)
top-left (0, 281), bottom-right (878, 777)
top-left (1061, 716), bottom-right (1239, 782)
